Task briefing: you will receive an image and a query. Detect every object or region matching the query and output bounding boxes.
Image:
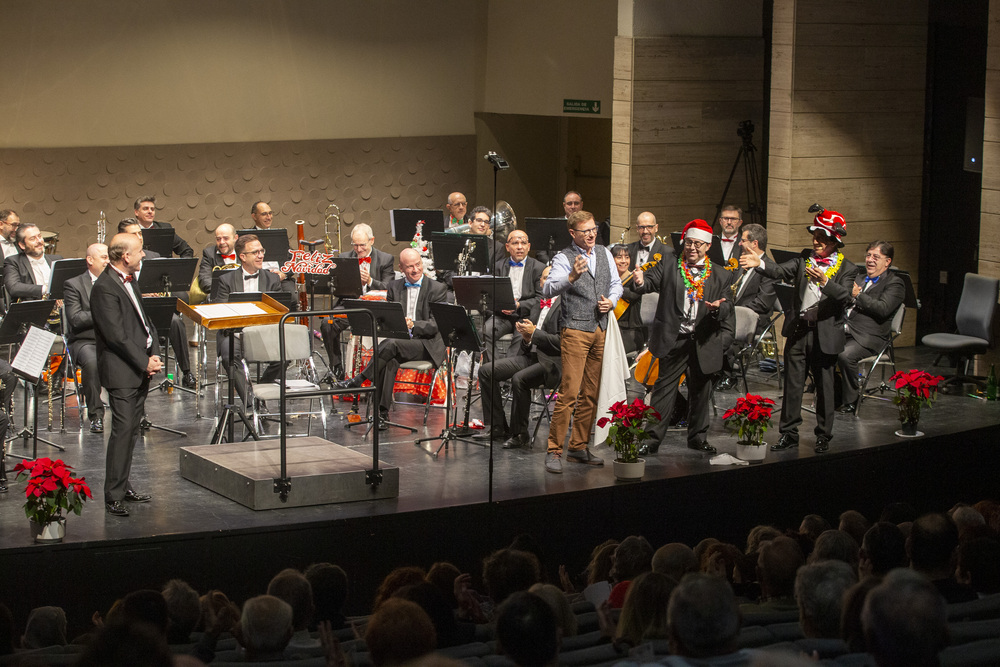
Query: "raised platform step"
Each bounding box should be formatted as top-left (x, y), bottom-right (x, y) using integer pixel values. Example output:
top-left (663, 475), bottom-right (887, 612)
top-left (179, 437), bottom-right (399, 510)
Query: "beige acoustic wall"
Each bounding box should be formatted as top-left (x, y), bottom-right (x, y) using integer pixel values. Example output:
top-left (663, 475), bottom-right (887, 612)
top-left (767, 0), bottom-right (928, 346)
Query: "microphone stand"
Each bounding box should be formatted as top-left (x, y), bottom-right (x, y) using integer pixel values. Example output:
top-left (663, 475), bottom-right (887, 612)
top-left (484, 151), bottom-right (509, 504)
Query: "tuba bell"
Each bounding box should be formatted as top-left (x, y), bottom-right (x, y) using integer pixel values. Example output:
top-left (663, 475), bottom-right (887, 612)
top-left (492, 200), bottom-right (517, 240)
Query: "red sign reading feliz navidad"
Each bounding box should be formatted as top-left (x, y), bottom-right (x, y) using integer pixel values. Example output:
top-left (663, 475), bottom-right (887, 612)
top-left (280, 249), bottom-right (339, 274)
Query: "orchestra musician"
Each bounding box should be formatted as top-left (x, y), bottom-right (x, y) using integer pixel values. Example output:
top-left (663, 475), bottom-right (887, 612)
top-left (627, 212), bottom-right (668, 271)
top-left (247, 201), bottom-right (291, 283)
top-left (3, 222), bottom-right (63, 302)
top-left (445, 192), bottom-right (468, 228)
top-left (198, 223), bottom-right (240, 297)
top-left (0, 210), bottom-right (21, 259)
top-left (64, 242), bottom-right (110, 434)
top-left (610, 244), bottom-right (646, 355)
top-left (133, 196), bottom-right (194, 259)
top-left (481, 229), bottom-right (544, 360)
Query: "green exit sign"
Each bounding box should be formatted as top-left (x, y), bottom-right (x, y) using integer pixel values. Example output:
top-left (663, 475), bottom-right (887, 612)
top-left (563, 99), bottom-right (601, 114)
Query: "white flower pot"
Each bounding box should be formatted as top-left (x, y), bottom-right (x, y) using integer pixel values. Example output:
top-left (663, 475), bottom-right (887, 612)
top-left (30, 516), bottom-right (66, 544)
top-left (613, 458), bottom-right (645, 482)
top-left (736, 443), bottom-right (767, 464)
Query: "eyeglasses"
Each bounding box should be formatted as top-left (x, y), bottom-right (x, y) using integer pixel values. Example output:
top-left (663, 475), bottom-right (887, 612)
top-left (720, 216), bottom-right (741, 223)
top-left (351, 242), bottom-right (370, 248)
top-left (449, 201), bottom-right (467, 207)
top-left (637, 225), bottom-right (656, 231)
top-left (572, 227), bottom-right (598, 236)
top-left (258, 211), bottom-right (273, 217)
top-left (242, 249), bottom-right (266, 256)
top-left (683, 239), bottom-right (708, 248)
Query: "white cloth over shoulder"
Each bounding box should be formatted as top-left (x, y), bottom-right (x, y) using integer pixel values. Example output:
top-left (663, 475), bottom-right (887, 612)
top-left (593, 315), bottom-right (630, 447)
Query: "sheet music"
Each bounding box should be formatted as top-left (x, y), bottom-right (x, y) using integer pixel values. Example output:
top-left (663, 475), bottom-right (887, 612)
top-left (194, 303), bottom-right (267, 318)
top-left (13, 326), bottom-right (58, 381)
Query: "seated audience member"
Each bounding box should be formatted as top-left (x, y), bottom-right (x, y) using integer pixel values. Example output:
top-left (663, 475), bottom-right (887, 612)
top-left (373, 566), bottom-right (427, 612)
top-left (529, 583), bottom-right (577, 639)
top-left (667, 573), bottom-right (754, 663)
top-left (746, 525), bottom-right (782, 555)
top-left (161, 579), bottom-right (201, 644)
top-left (973, 499), bottom-right (1000, 534)
top-left (651, 543), bottom-right (699, 584)
top-left (956, 536), bottom-right (1000, 597)
top-left (794, 561), bottom-right (857, 639)
top-left (862, 568), bottom-right (949, 667)
top-left (840, 577), bottom-right (881, 654)
top-left (614, 571), bottom-right (677, 647)
top-left (798, 515), bottom-right (831, 544)
top-left (266, 568), bottom-right (318, 651)
top-left (364, 598), bottom-right (436, 667)
top-left (808, 529), bottom-right (860, 573)
top-left (950, 504), bottom-right (988, 541)
top-left (495, 591), bottom-right (560, 667)
top-left (608, 536), bottom-right (654, 609)
top-left (117, 590), bottom-right (170, 637)
top-left (74, 621), bottom-right (175, 667)
top-left (701, 542), bottom-right (756, 601)
top-left (305, 562), bottom-right (349, 631)
top-left (21, 606), bottom-right (67, 650)
top-left (908, 512), bottom-right (977, 603)
top-left (742, 536), bottom-right (804, 613)
top-left (839, 510), bottom-right (871, 548)
top-left (859, 522), bottom-right (908, 579)
top-left (611, 244), bottom-right (646, 355)
top-left (483, 548), bottom-right (542, 608)
top-left (64, 242), bottom-right (110, 434)
top-left (426, 561), bottom-right (462, 609)
top-left (396, 582), bottom-right (476, 648)
top-left (236, 595), bottom-right (294, 662)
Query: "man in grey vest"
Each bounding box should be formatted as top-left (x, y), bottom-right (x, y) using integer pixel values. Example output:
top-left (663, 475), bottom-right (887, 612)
top-left (541, 211), bottom-right (623, 473)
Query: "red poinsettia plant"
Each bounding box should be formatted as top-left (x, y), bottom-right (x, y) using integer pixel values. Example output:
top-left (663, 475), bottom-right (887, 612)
top-left (889, 369), bottom-right (944, 424)
top-left (597, 399), bottom-right (661, 463)
top-left (723, 393), bottom-right (776, 445)
top-left (12, 457), bottom-right (92, 525)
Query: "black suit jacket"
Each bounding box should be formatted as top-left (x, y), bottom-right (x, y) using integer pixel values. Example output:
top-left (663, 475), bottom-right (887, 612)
top-left (758, 250), bottom-right (859, 355)
top-left (148, 221), bottom-right (194, 258)
top-left (386, 278), bottom-right (449, 366)
top-left (636, 257), bottom-right (736, 374)
top-left (91, 267), bottom-right (160, 389)
top-left (493, 255), bottom-right (545, 314)
top-left (524, 298), bottom-right (564, 387)
top-left (64, 271), bottom-right (98, 344)
top-left (339, 248), bottom-right (395, 291)
top-left (732, 251), bottom-right (778, 330)
top-left (847, 269), bottom-right (906, 351)
top-left (710, 234), bottom-right (744, 265)
top-left (627, 238), bottom-right (670, 271)
top-left (3, 253), bottom-right (64, 301)
top-left (198, 245), bottom-right (239, 293)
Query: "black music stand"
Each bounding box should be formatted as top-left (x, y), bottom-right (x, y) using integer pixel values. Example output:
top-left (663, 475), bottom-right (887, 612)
top-left (47, 259), bottom-right (87, 299)
top-left (137, 257), bottom-right (198, 296)
top-left (390, 209), bottom-right (445, 242)
top-left (229, 291), bottom-right (298, 310)
top-left (416, 303), bottom-right (483, 456)
top-left (525, 218), bottom-right (571, 262)
top-left (453, 276), bottom-right (516, 317)
top-left (0, 305), bottom-right (62, 458)
top-left (310, 261), bottom-right (364, 382)
top-left (891, 268), bottom-right (919, 309)
top-left (138, 296), bottom-right (190, 432)
top-left (141, 228), bottom-right (175, 258)
top-left (339, 299), bottom-right (414, 434)
top-left (236, 229), bottom-right (292, 271)
top-left (430, 232), bottom-right (492, 275)
top-left (770, 248), bottom-right (801, 265)
top-left (210, 268), bottom-right (240, 302)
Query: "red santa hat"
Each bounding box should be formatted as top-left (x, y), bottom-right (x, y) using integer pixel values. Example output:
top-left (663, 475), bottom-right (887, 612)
top-left (681, 219), bottom-right (713, 245)
top-left (808, 209), bottom-right (847, 247)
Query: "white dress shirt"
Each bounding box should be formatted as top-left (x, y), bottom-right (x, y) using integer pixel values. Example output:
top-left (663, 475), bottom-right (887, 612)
top-left (242, 269), bottom-right (260, 293)
top-left (29, 256), bottom-right (51, 292)
top-left (508, 262), bottom-right (524, 301)
top-left (405, 281), bottom-right (421, 321)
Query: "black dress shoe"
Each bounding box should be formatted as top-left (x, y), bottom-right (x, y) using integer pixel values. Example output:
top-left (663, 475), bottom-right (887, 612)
top-left (90, 418), bottom-right (104, 434)
top-left (106, 501), bottom-right (129, 517)
top-left (837, 402), bottom-right (857, 414)
top-left (502, 434), bottom-right (529, 449)
top-left (334, 376), bottom-right (363, 391)
top-left (688, 442), bottom-right (717, 454)
top-left (770, 434), bottom-right (798, 451)
top-left (0, 479), bottom-right (7, 493)
top-left (474, 429), bottom-right (508, 441)
top-left (123, 490), bottom-right (152, 503)
top-left (814, 435), bottom-right (831, 453)
top-left (332, 365), bottom-right (345, 382)
top-left (567, 448), bottom-right (604, 466)
top-left (714, 376), bottom-right (737, 392)
top-left (637, 441), bottom-right (660, 455)
top-left (182, 372), bottom-right (196, 388)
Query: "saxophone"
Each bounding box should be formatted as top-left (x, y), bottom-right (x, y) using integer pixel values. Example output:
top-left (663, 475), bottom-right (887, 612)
top-left (457, 239), bottom-right (476, 275)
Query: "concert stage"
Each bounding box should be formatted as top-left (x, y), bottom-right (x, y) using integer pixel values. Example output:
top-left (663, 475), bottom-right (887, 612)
top-left (0, 345), bottom-right (998, 637)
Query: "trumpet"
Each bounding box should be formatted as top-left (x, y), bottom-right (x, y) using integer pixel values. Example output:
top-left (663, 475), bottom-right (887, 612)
top-left (324, 203), bottom-right (340, 254)
top-left (97, 211), bottom-right (106, 244)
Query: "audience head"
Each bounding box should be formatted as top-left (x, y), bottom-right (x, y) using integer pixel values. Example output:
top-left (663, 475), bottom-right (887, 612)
top-left (395, 582), bottom-right (464, 648)
top-left (950, 504), bottom-right (987, 541)
top-left (693, 538), bottom-right (721, 568)
top-left (616, 571), bottom-right (677, 645)
top-left (794, 561), bottom-right (857, 638)
top-left (161, 579), bottom-right (201, 643)
top-left (365, 598), bottom-right (436, 667)
top-left (839, 510), bottom-right (871, 547)
top-left (117, 589), bottom-right (169, 636)
top-left (862, 568), bottom-right (949, 667)
top-left (495, 592), bottom-right (560, 667)
top-left (267, 568), bottom-right (315, 632)
top-left (908, 512), bottom-right (960, 576)
top-left (841, 577), bottom-right (882, 653)
top-left (529, 583), bottom-right (577, 639)
top-left (239, 595), bottom-right (293, 662)
top-left (747, 524), bottom-right (782, 554)
top-left (667, 573), bottom-right (741, 658)
top-left (426, 562), bottom-right (461, 608)
top-left (75, 621), bottom-right (173, 667)
top-left (21, 606), bottom-right (67, 649)
top-left (586, 541), bottom-right (618, 586)
top-left (509, 533), bottom-right (545, 571)
top-left (956, 536), bottom-right (1000, 596)
top-left (483, 548), bottom-right (541, 605)
top-left (973, 500), bottom-right (1000, 534)
top-left (798, 515), bottom-right (831, 543)
top-left (860, 522), bottom-right (908, 578)
top-left (305, 562), bottom-right (349, 627)
top-left (757, 536), bottom-right (805, 600)
top-left (652, 543), bottom-right (699, 582)
top-left (374, 566), bottom-right (427, 611)
top-left (809, 529), bottom-right (860, 572)
top-left (610, 535), bottom-right (653, 583)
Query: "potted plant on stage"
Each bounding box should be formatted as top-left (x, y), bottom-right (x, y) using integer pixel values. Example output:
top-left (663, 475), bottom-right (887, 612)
top-left (723, 393), bottom-right (776, 463)
top-left (890, 369), bottom-right (944, 438)
top-left (597, 399), bottom-right (661, 482)
top-left (12, 457), bottom-right (92, 543)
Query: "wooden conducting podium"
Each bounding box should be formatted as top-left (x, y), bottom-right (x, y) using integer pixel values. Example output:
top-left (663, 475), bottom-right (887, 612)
top-left (177, 295), bottom-right (400, 509)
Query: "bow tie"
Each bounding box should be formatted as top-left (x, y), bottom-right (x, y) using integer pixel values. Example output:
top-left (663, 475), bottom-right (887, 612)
top-left (120, 274), bottom-right (134, 284)
top-left (405, 281), bottom-right (421, 288)
top-left (244, 272), bottom-right (259, 279)
top-left (813, 255), bottom-right (833, 267)
top-left (864, 275), bottom-right (880, 285)
top-left (222, 253), bottom-right (236, 262)
top-left (540, 298), bottom-right (553, 309)
top-left (358, 256), bottom-right (371, 265)
top-left (509, 260), bottom-right (523, 268)
top-left (721, 237), bottom-right (737, 243)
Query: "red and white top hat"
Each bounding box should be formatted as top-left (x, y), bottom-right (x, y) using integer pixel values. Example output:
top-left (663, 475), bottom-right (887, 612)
top-left (808, 209), bottom-right (847, 247)
top-left (681, 219), bottom-right (714, 246)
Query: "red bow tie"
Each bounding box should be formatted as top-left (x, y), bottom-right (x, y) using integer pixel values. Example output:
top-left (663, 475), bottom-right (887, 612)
top-left (359, 256), bottom-right (371, 265)
top-left (120, 274), bottom-right (134, 283)
top-left (540, 298), bottom-right (553, 309)
top-left (222, 253), bottom-right (236, 262)
top-left (813, 255), bottom-right (833, 266)
top-left (722, 237), bottom-right (737, 243)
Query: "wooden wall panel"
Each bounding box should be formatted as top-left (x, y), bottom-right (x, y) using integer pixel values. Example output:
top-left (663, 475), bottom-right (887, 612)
top-left (977, 0), bottom-right (1000, 371)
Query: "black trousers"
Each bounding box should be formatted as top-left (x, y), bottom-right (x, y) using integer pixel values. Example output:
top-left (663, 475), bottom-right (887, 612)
top-left (478, 355), bottom-right (545, 435)
top-left (780, 325), bottom-right (838, 441)
top-left (165, 313), bottom-right (191, 374)
top-left (320, 317), bottom-right (350, 370)
top-left (69, 341), bottom-right (104, 420)
top-left (647, 335), bottom-right (714, 447)
top-left (0, 360), bottom-right (16, 445)
top-left (105, 375), bottom-right (150, 503)
top-left (358, 338), bottom-right (433, 412)
top-left (837, 336), bottom-right (878, 405)
top-left (481, 317), bottom-right (515, 362)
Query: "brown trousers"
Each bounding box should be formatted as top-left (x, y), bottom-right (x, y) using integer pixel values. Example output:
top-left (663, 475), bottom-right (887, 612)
top-left (547, 327), bottom-right (605, 454)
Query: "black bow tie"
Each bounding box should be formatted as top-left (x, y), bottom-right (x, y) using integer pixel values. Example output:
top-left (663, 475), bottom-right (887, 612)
top-left (244, 273), bottom-right (259, 279)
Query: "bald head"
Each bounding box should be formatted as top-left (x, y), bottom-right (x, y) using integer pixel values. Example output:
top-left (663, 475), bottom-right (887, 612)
top-left (215, 223), bottom-right (237, 256)
top-left (446, 192), bottom-right (468, 225)
top-left (86, 243), bottom-right (109, 277)
top-left (506, 229), bottom-right (530, 262)
top-left (637, 211), bottom-right (658, 245)
top-left (652, 543), bottom-right (698, 582)
top-left (399, 248), bottom-right (424, 283)
top-left (108, 233), bottom-right (144, 273)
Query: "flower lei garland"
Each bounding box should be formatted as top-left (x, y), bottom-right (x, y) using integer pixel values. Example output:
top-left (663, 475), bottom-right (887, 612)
top-left (679, 256), bottom-right (712, 301)
top-left (810, 252), bottom-right (843, 283)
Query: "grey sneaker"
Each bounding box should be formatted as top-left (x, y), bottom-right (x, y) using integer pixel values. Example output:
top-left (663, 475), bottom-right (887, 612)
top-left (567, 448), bottom-right (604, 466)
top-left (544, 452), bottom-right (562, 474)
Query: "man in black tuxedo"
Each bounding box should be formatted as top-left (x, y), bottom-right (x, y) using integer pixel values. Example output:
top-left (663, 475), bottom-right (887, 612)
top-left (712, 205), bottom-right (744, 264)
top-left (64, 243), bottom-right (110, 434)
top-left (837, 240), bottom-right (906, 414)
top-left (716, 222), bottom-right (778, 391)
top-left (216, 234), bottom-right (284, 406)
top-left (632, 219), bottom-right (735, 454)
top-left (92, 233), bottom-right (162, 517)
top-left (247, 201), bottom-right (292, 285)
top-left (741, 209), bottom-right (859, 453)
top-left (0, 209), bottom-right (20, 260)
top-left (627, 211), bottom-right (669, 271)
top-left (3, 223), bottom-right (63, 302)
top-left (319, 223), bottom-right (395, 378)
top-left (335, 248), bottom-right (448, 429)
top-left (478, 266), bottom-right (563, 448)
top-left (198, 223), bottom-right (240, 297)
top-left (481, 230), bottom-right (545, 358)
top-left (134, 196), bottom-right (193, 258)
top-left (445, 192), bottom-right (468, 228)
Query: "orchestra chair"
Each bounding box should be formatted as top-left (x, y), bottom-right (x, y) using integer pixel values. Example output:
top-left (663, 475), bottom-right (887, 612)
top-left (922, 273), bottom-right (999, 392)
top-left (392, 360), bottom-right (445, 426)
top-left (854, 303), bottom-right (906, 418)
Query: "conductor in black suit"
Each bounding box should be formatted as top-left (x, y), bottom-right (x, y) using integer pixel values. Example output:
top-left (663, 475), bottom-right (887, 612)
top-left (627, 212), bottom-right (669, 271)
top-left (216, 234), bottom-right (284, 405)
top-left (335, 248), bottom-right (448, 428)
top-left (319, 223), bottom-right (395, 378)
top-left (92, 233), bottom-right (162, 517)
top-left (3, 223), bottom-right (63, 302)
top-left (64, 242), bottom-right (110, 434)
top-left (741, 209), bottom-right (859, 453)
top-left (482, 230), bottom-right (545, 358)
top-left (837, 240), bottom-right (906, 414)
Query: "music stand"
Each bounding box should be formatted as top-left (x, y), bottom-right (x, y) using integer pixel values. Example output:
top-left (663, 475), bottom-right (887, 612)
top-left (236, 229), bottom-right (292, 272)
top-left (229, 291), bottom-right (298, 310)
top-left (141, 228), bottom-right (175, 258)
top-left (453, 276), bottom-right (516, 317)
top-left (339, 299), bottom-right (414, 433)
top-left (416, 302), bottom-right (483, 456)
top-left (47, 259), bottom-right (87, 299)
top-left (770, 248), bottom-right (801, 265)
top-left (137, 257), bottom-right (198, 295)
top-left (310, 260), bottom-right (364, 299)
top-left (141, 296), bottom-right (194, 422)
top-left (0, 303), bottom-right (62, 457)
top-left (525, 218), bottom-right (571, 261)
top-left (390, 209), bottom-right (445, 242)
top-left (890, 268), bottom-right (919, 309)
top-left (210, 268), bottom-right (241, 302)
top-left (430, 232), bottom-right (492, 275)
